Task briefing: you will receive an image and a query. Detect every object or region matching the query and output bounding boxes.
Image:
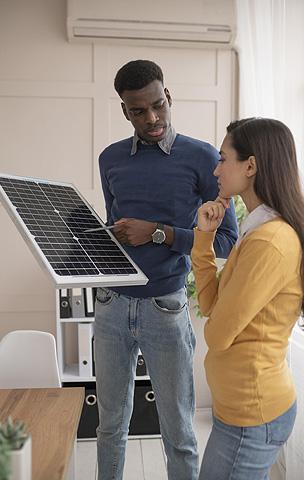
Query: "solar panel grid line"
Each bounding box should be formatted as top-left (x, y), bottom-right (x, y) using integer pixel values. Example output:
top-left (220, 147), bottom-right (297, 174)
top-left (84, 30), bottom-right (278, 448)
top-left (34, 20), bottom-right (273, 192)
top-left (0, 174), bottom-right (148, 287)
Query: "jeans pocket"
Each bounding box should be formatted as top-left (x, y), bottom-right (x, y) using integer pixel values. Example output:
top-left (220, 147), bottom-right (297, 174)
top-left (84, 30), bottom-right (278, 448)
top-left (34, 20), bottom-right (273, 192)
top-left (266, 402), bottom-right (297, 446)
top-left (96, 287), bottom-right (114, 306)
top-left (152, 289), bottom-right (187, 314)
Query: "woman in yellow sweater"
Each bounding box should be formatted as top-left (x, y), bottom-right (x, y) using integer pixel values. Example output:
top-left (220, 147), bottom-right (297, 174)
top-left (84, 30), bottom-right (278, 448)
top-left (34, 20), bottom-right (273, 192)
top-left (191, 118), bottom-right (304, 479)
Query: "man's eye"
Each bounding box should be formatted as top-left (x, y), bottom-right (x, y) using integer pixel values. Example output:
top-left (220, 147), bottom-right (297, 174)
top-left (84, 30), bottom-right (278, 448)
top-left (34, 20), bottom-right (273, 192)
top-left (132, 110), bottom-right (144, 116)
top-left (154, 101), bottom-right (165, 110)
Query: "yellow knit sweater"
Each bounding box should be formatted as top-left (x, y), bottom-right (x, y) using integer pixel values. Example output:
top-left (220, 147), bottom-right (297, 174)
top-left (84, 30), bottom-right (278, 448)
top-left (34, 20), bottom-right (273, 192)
top-left (191, 218), bottom-right (302, 426)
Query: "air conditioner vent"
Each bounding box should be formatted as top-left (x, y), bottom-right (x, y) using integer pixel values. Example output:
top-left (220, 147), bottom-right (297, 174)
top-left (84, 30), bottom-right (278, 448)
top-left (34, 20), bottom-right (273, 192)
top-left (67, 1), bottom-right (236, 48)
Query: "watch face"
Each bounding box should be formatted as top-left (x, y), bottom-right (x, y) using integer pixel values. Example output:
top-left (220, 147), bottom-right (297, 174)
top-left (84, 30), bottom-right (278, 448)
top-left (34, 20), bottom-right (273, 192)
top-left (152, 229), bottom-right (166, 244)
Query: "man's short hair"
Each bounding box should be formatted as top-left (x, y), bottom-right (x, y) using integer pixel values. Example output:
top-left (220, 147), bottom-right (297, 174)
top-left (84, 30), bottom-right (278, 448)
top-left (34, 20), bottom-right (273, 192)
top-left (114, 60), bottom-right (164, 97)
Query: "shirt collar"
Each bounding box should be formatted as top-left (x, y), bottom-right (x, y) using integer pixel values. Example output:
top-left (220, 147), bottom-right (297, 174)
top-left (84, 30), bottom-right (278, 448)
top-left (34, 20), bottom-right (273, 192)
top-left (131, 125), bottom-right (176, 155)
top-left (236, 204), bottom-right (279, 247)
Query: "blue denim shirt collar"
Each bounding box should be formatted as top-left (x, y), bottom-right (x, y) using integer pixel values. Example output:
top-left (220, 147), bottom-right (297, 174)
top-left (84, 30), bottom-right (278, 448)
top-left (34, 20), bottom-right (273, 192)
top-left (131, 125), bottom-right (176, 156)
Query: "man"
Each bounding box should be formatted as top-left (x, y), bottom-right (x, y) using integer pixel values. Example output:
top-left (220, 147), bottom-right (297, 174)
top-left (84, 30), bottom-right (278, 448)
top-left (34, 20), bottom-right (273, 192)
top-left (94, 59), bottom-right (238, 480)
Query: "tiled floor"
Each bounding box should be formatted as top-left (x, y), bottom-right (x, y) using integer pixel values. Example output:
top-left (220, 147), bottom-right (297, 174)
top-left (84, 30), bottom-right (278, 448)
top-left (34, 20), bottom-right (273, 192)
top-left (76, 408), bottom-right (213, 480)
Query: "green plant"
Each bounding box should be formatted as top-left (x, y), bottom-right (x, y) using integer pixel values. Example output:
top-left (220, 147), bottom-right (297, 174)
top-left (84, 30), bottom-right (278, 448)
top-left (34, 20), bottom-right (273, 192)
top-left (0, 441), bottom-right (10, 480)
top-left (233, 195), bottom-right (247, 225)
top-left (187, 195), bottom-right (247, 315)
top-left (0, 417), bottom-right (28, 451)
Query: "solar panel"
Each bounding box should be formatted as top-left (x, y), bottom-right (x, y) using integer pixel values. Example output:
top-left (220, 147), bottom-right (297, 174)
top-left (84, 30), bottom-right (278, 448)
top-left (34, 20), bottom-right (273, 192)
top-left (0, 174), bottom-right (148, 288)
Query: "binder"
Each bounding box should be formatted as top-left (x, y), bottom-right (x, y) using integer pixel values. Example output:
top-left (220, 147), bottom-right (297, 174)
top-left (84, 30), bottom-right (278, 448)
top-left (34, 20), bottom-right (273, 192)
top-left (84, 287), bottom-right (94, 317)
top-left (92, 287), bottom-right (97, 303)
top-left (78, 322), bottom-right (93, 377)
top-left (59, 289), bottom-right (71, 318)
top-left (92, 334), bottom-right (95, 377)
top-left (71, 288), bottom-right (85, 318)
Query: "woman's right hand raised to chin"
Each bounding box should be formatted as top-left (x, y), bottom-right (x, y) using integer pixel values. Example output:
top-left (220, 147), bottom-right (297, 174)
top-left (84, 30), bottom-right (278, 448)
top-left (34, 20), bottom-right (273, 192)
top-left (197, 197), bottom-right (231, 232)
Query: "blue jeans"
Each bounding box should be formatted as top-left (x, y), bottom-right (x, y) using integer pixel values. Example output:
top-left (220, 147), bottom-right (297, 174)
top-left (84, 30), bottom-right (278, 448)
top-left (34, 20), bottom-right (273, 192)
top-left (199, 401), bottom-right (297, 480)
top-left (94, 287), bottom-right (198, 480)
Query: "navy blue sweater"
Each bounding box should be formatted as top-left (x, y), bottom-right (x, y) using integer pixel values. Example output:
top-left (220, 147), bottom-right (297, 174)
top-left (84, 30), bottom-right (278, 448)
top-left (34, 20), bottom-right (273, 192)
top-left (99, 134), bottom-right (238, 297)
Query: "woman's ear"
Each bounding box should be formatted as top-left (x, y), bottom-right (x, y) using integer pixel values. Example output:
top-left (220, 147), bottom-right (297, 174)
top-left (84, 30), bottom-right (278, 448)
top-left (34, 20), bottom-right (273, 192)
top-left (121, 103), bottom-right (130, 121)
top-left (246, 155), bottom-right (257, 178)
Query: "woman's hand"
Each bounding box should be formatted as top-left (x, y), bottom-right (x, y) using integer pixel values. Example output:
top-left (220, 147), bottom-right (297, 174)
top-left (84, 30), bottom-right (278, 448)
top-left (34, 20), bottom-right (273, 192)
top-left (197, 197), bottom-right (230, 232)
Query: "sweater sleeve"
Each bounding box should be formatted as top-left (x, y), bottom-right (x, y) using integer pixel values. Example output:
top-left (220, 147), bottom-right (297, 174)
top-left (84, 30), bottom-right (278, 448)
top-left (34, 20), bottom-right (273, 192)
top-left (213, 201), bottom-right (238, 258)
top-left (191, 229), bottom-right (219, 315)
top-left (198, 237), bottom-right (286, 352)
top-left (171, 199), bottom-right (238, 257)
top-left (99, 153), bottom-right (114, 224)
top-left (170, 142), bottom-right (238, 257)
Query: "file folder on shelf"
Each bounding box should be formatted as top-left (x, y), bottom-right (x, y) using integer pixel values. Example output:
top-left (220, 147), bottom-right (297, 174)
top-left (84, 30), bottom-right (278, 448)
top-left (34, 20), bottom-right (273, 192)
top-left (71, 288), bottom-right (85, 318)
top-left (84, 287), bottom-right (94, 317)
top-left (78, 322), bottom-right (94, 377)
top-left (92, 335), bottom-right (95, 377)
top-left (59, 289), bottom-right (71, 318)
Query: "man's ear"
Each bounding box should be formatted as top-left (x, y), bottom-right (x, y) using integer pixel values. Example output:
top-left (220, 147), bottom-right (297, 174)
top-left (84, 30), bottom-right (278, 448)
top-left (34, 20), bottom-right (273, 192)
top-left (164, 88), bottom-right (172, 107)
top-left (246, 155), bottom-right (257, 178)
top-left (121, 103), bottom-right (130, 121)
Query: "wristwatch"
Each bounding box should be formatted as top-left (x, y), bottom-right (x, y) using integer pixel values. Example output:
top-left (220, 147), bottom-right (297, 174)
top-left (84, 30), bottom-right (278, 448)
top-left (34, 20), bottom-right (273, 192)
top-left (152, 223), bottom-right (166, 244)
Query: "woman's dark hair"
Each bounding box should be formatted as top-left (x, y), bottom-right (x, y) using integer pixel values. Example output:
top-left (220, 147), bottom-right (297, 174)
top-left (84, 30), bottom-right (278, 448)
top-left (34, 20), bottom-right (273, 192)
top-left (114, 60), bottom-right (164, 97)
top-left (227, 117), bottom-right (304, 311)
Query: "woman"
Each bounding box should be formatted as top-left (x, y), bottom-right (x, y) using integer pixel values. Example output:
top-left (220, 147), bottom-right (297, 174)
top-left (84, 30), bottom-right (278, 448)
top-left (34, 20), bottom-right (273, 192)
top-left (191, 118), bottom-right (304, 479)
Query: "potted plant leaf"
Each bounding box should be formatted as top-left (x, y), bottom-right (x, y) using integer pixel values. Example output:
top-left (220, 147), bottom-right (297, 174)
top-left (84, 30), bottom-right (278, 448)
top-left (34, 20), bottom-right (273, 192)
top-left (0, 417), bottom-right (32, 480)
top-left (0, 441), bottom-right (11, 480)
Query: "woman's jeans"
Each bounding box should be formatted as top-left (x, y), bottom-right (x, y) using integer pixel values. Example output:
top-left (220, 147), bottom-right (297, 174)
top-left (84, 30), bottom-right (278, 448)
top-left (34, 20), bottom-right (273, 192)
top-left (94, 287), bottom-right (198, 480)
top-left (199, 401), bottom-right (297, 480)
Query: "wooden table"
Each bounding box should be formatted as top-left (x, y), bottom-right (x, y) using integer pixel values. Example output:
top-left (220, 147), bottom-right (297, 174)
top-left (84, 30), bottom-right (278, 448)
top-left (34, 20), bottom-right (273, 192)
top-left (0, 387), bottom-right (84, 480)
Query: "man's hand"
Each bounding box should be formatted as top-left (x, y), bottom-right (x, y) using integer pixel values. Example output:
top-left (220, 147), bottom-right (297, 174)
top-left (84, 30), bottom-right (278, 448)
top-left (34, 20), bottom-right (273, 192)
top-left (197, 197), bottom-right (230, 232)
top-left (113, 218), bottom-right (156, 246)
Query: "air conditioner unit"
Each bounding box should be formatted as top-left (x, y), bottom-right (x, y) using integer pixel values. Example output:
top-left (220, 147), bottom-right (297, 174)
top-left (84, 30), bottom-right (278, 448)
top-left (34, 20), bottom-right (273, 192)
top-left (67, 0), bottom-right (236, 48)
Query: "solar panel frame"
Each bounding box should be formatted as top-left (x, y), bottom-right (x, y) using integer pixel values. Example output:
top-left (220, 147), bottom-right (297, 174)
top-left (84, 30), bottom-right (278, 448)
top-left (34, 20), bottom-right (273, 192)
top-left (0, 173), bottom-right (148, 288)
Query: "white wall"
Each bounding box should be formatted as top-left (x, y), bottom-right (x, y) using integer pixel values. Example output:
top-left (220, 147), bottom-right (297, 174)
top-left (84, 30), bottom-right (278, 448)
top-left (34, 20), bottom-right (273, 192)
top-left (0, 0), bottom-right (99, 338)
top-left (0, 0), bottom-right (237, 407)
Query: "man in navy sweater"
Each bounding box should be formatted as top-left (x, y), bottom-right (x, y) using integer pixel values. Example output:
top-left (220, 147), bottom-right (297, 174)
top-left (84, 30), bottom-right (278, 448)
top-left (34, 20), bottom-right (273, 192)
top-left (94, 60), bottom-right (238, 480)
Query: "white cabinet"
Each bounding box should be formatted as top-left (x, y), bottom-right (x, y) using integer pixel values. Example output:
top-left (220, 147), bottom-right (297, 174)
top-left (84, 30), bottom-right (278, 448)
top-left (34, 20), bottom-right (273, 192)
top-left (56, 288), bottom-right (150, 382)
top-left (56, 288), bottom-right (160, 438)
